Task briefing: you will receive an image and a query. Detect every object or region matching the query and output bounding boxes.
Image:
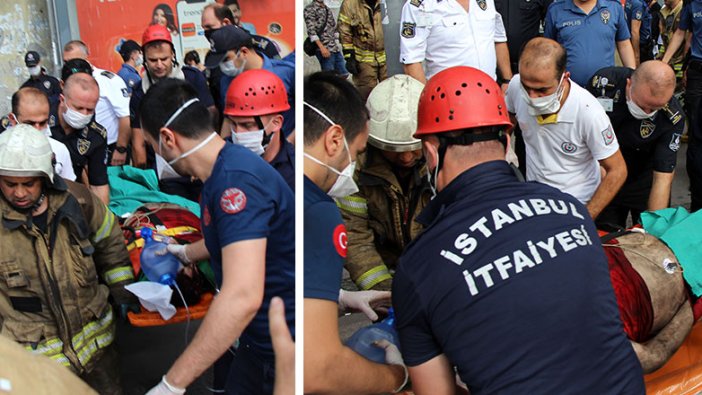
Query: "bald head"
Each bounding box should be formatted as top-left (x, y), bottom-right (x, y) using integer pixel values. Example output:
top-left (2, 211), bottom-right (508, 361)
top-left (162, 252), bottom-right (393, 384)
top-left (631, 60), bottom-right (676, 101)
top-left (12, 87), bottom-right (49, 117)
top-left (63, 40), bottom-right (89, 62)
top-left (63, 73), bottom-right (99, 98)
top-left (519, 38), bottom-right (567, 81)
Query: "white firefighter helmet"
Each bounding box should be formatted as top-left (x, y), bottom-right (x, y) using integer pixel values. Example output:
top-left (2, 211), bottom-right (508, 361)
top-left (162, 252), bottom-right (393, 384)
top-left (0, 124), bottom-right (54, 183)
top-left (366, 74), bottom-right (424, 152)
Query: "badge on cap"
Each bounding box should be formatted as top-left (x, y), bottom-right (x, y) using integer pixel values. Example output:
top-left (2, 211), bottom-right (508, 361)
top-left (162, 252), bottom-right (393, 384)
top-left (600, 9), bottom-right (610, 24)
top-left (602, 125), bottom-right (615, 145)
top-left (332, 224), bottom-right (347, 258)
top-left (477, 0), bottom-right (487, 10)
top-left (401, 22), bottom-right (416, 38)
top-left (220, 188), bottom-right (247, 214)
top-left (43, 81), bottom-right (51, 90)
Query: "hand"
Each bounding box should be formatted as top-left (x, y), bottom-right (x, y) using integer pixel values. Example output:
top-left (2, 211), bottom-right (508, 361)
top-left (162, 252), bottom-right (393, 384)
top-left (269, 296), bottom-right (294, 395)
top-left (320, 46), bottom-right (331, 58)
top-left (374, 339), bottom-right (409, 393)
top-left (146, 375), bottom-right (185, 395)
top-left (345, 57), bottom-right (360, 75)
top-left (111, 150), bottom-right (127, 166)
top-left (132, 143), bottom-right (147, 168)
top-left (338, 289), bottom-right (391, 321)
top-left (156, 244), bottom-right (192, 264)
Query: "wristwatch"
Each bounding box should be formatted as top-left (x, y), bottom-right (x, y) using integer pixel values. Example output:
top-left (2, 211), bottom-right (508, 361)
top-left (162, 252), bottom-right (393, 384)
top-left (114, 145), bottom-right (128, 154)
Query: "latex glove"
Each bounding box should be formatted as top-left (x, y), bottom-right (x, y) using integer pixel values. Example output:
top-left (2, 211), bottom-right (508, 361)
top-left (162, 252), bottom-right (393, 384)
top-left (146, 375), bottom-right (185, 395)
top-left (374, 339), bottom-right (408, 393)
top-left (156, 244), bottom-right (191, 265)
top-left (338, 289), bottom-right (391, 321)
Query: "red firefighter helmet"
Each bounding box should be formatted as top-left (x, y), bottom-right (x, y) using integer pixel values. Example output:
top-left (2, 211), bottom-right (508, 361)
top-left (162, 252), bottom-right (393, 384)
top-left (223, 69), bottom-right (290, 117)
top-left (414, 66), bottom-right (512, 137)
top-left (142, 24), bottom-right (173, 48)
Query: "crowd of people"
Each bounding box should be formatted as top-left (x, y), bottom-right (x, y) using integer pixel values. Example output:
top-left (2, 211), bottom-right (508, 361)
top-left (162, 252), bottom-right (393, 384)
top-left (304, 0), bottom-right (702, 393)
top-left (0, 2), bottom-right (295, 394)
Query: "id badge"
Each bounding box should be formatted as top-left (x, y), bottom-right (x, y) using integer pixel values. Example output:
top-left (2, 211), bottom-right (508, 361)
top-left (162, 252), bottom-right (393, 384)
top-left (597, 97), bottom-right (614, 112)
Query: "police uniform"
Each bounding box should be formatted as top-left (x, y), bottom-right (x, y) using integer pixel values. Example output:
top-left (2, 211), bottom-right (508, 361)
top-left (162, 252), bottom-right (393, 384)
top-left (678, 0), bottom-right (702, 211)
top-left (304, 175), bottom-right (346, 303)
top-left (51, 120), bottom-right (109, 187)
top-left (506, 75), bottom-right (620, 203)
top-left (495, 0), bottom-right (553, 74)
top-left (399, 0), bottom-right (508, 80)
top-left (21, 72), bottom-right (61, 128)
top-left (587, 67), bottom-right (683, 227)
top-left (544, 0), bottom-right (631, 86)
top-left (393, 160), bottom-right (645, 394)
top-left (200, 142), bottom-right (295, 395)
top-left (117, 63), bottom-right (141, 95)
top-left (625, 0), bottom-right (653, 61)
top-left (92, 68), bottom-right (130, 148)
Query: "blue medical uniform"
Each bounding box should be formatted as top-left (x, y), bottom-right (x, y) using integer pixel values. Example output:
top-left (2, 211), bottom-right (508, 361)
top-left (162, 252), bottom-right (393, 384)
top-left (393, 160), bottom-right (645, 394)
top-left (200, 142), bottom-right (295, 394)
top-left (270, 133), bottom-right (295, 191)
top-left (544, 0), bottom-right (631, 86)
top-left (117, 63), bottom-right (141, 95)
top-left (304, 175), bottom-right (345, 302)
top-left (220, 54), bottom-right (296, 137)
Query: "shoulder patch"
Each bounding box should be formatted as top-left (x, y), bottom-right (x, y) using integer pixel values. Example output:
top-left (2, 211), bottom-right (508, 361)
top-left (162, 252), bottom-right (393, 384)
top-left (220, 188), bottom-right (247, 214)
top-left (121, 88), bottom-right (129, 98)
top-left (477, 0), bottom-right (487, 10)
top-left (410, 0), bottom-right (423, 6)
top-left (332, 224), bottom-right (347, 258)
top-left (670, 133), bottom-right (682, 152)
top-left (401, 22), bottom-right (417, 38)
top-left (77, 138), bottom-right (91, 155)
top-left (100, 70), bottom-right (115, 79)
top-left (602, 125), bottom-right (615, 145)
top-left (662, 103), bottom-right (684, 125)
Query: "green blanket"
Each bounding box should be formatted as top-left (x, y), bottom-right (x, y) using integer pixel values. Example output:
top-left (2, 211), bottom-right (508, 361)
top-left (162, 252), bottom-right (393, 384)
top-left (108, 166), bottom-right (200, 218)
top-left (641, 207), bottom-right (702, 296)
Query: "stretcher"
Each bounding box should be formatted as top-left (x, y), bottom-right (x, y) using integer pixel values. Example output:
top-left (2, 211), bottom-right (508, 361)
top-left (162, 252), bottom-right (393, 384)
top-left (644, 322), bottom-right (702, 394)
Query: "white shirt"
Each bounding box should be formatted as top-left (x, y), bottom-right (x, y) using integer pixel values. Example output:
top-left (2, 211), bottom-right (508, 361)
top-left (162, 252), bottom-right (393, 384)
top-left (506, 75), bottom-right (620, 203)
top-left (47, 137), bottom-right (76, 181)
top-left (399, 0), bottom-right (507, 80)
top-left (92, 67), bottom-right (130, 145)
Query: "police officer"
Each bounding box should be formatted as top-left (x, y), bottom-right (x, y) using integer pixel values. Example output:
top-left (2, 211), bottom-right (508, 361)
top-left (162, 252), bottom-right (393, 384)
top-left (626, 0), bottom-right (653, 64)
top-left (20, 50), bottom-right (61, 128)
top-left (337, 0), bottom-right (386, 99)
top-left (0, 125), bottom-right (135, 395)
top-left (117, 40), bottom-right (142, 95)
top-left (63, 41), bottom-right (131, 167)
top-left (586, 61), bottom-right (683, 228)
top-left (399, 0), bottom-right (513, 87)
top-left (544, 0), bottom-right (636, 86)
top-left (337, 75), bottom-right (431, 291)
top-left (392, 66), bottom-right (645, 394)
top-left (223, 69), bottom-right (294, 190)
top-left (661, 0), bottom-right (702, 211)
top-left (51, 71), bottom-right (110, 204)
top-left (140, 79), bottom-right (294, 395)
top-left (303, 72), bottom-right (407, 394)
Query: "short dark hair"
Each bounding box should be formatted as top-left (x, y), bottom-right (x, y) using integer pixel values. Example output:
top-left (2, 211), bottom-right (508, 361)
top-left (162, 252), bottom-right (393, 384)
top-left (12, 87), bottom-right (49, 115)
top-left (139, 78), bottom-right (211, 140)
top-left (304, 72), bottom-right (369, 147)
top-left (184, 50), bottom-right (200, 65)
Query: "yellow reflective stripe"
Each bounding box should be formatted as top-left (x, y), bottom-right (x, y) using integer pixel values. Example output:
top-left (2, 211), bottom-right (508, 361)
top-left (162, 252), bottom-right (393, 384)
top-left (352, 47), bottom-right (386, 63)
top-left (338, 13), bottom-right (352, 24)
top-left (27, 337), bottom-right (63, 355)
top-left (71, 309), bottom-right (113, 352)
top-left (93, 212), bottom-right (115, 243)
top-left (49, 353), bottom-right (71, 367)
top-left (104, 266), bottom-right (134, 284)
top-left (357, 265), bottom-right (392, 290)
top-left (336, 196), bottom-right (368, 216)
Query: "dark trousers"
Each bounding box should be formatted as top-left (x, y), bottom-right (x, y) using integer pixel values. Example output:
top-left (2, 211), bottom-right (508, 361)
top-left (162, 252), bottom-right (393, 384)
top-left (80, 345), bottom-right (123, 395)
top-left (224, 342), bottom-right (275, 395)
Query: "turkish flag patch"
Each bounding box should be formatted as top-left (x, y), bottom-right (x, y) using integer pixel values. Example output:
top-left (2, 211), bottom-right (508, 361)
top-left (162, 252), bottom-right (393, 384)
top-left (332, 224), bottom-right (347, 258)
top-left (220, 188), bottom-right (247, 214)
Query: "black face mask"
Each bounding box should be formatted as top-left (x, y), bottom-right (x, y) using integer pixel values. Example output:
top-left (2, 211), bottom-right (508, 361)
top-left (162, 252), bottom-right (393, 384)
top-left (204, 28), bottom-right (218, 42)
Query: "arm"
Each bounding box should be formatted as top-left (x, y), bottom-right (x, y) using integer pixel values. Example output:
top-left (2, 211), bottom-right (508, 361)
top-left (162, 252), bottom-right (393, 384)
top-left (410, 354), bottom-right (468, 395)
top-left (647, 171), bottom-right (674, 211)
top-left (303, 298), bottom-right (406, 394)
top-left (404, 63), bottom-right (427, 84)
top-left (587, 150), bottom-right (627, 219)
top-left (495, 42), bottom-right (512, 93)
top-left (617, 40), bottom-right (637, 69)
top-left (111, 116), bottom-right (132, 166)
top-left (270, 297), bottom-right (295, 395)
top-left (166, 238), bottom-right (267, 388)
top-left (131, 127), bottom-right (147, 168)
top-left (631, 301), bottom-right (693, 373)
top-left (337, 1), bottom-right (355, 58)
top-left (631, 19), bottom-right (642, 65)
top-left (662, 29), bottom-right (686, 63)
top-left (89, 184), bottom-right (110, 205)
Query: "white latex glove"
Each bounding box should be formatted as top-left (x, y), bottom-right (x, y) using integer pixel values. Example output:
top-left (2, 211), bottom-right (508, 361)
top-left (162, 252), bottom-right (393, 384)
top-left (156, 244), bottom-right (191, 264)
top-left (374, 339), bottom-right (408, 393)
top-left (145, 375), bottom-right (185, 395)
top-left (338, 289), bottom-right (391, 321)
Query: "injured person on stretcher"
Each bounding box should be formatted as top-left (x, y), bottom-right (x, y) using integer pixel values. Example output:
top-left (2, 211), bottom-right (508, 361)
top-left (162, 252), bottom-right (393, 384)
top-left (603, 230), bottom-right (695, 373)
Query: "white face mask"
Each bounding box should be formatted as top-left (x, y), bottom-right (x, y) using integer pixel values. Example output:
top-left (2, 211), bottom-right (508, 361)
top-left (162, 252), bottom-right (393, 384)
top-left (626, 87), bottom-right (658, 120)
top-left (303, 101), bottom-right (359, 198)
top-left (135, 54), bottom-right (144, 68)
top-left (426, 159), bottom-right (439, 199)
top-left (63, 101), bottom-right (93, 130)
top-left (521, 73), bottom-right (566, 116)
top-left (230, 128), bottom-right (267, 156)
top-left (28, 66), bottom-right (41, 77)
top-left (220, 52), bottom-right (246, 77)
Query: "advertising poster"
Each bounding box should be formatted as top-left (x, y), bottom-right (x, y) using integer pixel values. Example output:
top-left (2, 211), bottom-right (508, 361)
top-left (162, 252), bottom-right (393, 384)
top-left (75, 0), bottom-right (294, 73)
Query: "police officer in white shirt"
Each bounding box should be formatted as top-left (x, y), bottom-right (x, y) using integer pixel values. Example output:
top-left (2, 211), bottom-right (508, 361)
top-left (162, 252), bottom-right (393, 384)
top-left (505, 37), bottom-right (627, 219)
top-left (399, 0), bottom-right (513, 88)
top-left (63, 40), bottom-right (132, 167)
